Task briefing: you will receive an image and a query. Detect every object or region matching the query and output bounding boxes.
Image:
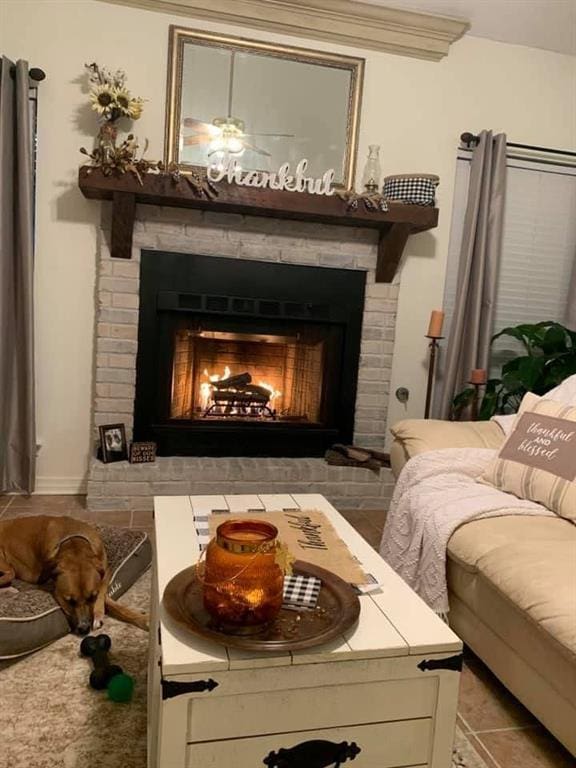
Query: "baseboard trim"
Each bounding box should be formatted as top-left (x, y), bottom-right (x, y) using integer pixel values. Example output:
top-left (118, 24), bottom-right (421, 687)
top-left (34, 477), bottom-right (88, 495)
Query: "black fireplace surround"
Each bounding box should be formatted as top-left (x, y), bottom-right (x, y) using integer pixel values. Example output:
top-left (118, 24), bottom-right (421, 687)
top-left (134, 251), bottom-right (366, 457)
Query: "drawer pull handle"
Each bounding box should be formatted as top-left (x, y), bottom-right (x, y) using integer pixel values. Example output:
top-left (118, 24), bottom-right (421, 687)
top-left (418, 653), bottom-right (463, 672)
top-left (161, 678), bottom-right (218, 699)
top-left (263, 739), bottom-right (361, 768)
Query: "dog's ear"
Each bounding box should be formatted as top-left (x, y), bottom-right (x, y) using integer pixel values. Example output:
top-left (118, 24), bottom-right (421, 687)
top-left (39, 558), bottom-right (60, 583)
top-left (94, 558), bottom-right (106, 580)
top-left (41, 542), bottom-right (64, 582)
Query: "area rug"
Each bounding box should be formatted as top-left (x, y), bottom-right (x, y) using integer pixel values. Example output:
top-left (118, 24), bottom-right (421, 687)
top-left (0, 571), bottom-right (489, 768)
top-left (1, 572), bottom-right (151, 768)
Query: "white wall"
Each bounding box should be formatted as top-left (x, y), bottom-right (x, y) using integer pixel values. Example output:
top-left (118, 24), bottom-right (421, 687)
top-left (1, 0), bottom-right (575, 492)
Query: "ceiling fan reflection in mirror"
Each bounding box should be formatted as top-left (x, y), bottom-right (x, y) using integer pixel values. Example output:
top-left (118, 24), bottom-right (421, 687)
top-left (180, 51), bottom-right (294, 166)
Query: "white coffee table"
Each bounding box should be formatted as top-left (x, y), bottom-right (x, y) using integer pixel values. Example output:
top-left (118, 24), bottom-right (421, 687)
top-left (148, 494), bottom-right (462, 768)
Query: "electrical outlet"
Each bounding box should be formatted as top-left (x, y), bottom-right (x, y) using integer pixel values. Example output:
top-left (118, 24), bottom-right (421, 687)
top-left (395, 387), bottom-right (409, 403)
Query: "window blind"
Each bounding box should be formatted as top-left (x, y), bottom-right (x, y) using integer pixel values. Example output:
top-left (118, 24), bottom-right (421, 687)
top-left (441, 152), bottom-right (576, 374)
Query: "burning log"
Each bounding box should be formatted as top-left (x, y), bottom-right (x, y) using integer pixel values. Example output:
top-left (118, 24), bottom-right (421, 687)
top-left (212, 371), bottom-right (272, 403)
top-left (202, 369), bottom-right (277, 419)
top-left (214, 372), bottom-right (252, 389)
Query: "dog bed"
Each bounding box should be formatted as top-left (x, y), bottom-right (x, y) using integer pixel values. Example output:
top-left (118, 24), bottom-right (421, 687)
top-left (0, 524), bottom-right (151, 659)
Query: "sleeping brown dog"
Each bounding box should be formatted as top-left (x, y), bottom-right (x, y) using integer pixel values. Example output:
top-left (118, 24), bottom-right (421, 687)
top-left (0, 515), bottom-right (148, 635)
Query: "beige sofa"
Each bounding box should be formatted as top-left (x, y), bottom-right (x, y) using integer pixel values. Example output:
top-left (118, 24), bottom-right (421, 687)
top-left (390, 419), bottom-right (576, 756)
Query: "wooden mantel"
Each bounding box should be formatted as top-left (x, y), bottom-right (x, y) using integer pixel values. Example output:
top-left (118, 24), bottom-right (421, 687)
top-left (78, 166), bottom-right (438, 282)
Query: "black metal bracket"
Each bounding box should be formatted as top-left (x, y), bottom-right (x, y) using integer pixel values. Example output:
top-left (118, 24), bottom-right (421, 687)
top-left (418, 654), bottom-right (463, 672)
top-left (263, 740), bottom-right (361, 768)
top-left (161, 678), bottom-right (219, 700)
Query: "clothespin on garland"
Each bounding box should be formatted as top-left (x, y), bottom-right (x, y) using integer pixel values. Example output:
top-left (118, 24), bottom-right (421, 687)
top-left (157, 162), bottom-right (219, 199)
top-left (337, 189), bottom-right (389, 213)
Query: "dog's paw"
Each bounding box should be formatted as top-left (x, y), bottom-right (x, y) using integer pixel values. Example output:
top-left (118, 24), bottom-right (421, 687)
top-left (92, 617), bottom-right (104, 631)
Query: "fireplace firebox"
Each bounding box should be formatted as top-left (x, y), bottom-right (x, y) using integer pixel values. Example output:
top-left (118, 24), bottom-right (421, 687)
top-left (134, 252), bottom-right (366, 456)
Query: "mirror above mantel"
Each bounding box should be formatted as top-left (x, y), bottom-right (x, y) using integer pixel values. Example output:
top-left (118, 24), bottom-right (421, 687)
top-left (165, 26), bottom-right (365, 189)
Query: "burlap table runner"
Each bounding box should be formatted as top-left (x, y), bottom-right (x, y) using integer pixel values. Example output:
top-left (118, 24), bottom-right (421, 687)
top-left (208, 508), bottom-right (368, 585)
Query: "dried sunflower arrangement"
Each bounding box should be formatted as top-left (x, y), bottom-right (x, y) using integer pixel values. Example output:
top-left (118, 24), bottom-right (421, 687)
top-left (80, 62), bottom-right (217, 198)
top-left (87, 62), bottom-right (144, 123)
top-left (80, 62), bottom-right (156, 182)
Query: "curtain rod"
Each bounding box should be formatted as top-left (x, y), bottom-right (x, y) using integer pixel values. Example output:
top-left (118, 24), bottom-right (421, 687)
top-left (460, 132), bottom-right (576, 159)
top-left (8, 65), bottom-right (46, 83)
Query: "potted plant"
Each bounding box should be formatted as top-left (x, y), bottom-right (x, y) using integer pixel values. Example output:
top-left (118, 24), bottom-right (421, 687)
top-left (453, 321), bottom-right (576, 420)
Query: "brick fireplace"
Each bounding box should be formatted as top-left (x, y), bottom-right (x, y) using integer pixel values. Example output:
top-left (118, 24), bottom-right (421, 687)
top-left (87, 205), bottom-right (398, 512)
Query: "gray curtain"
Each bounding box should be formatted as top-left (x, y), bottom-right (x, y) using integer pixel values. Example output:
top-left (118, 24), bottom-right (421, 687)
top-left (0, 57), bottom-right (36, 493)
top-left (436, 130), bottom-right (507, 420)
top-left (565, 258), bottom-right (576, 330)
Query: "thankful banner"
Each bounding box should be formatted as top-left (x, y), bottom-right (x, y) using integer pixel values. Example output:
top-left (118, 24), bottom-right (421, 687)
top-left (208, 508), bottom-right (368, 586)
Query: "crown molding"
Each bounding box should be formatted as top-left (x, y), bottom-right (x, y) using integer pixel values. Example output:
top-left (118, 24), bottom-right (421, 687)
top-left (96, 0), bottom-right (469, 61)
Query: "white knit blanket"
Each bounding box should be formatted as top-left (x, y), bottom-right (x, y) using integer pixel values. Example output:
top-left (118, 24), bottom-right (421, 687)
top-left (379, 448), bottom-right (553, 615)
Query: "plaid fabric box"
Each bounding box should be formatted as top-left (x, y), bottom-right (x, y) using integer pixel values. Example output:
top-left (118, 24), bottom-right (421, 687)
top-left (383, 174), bottom-right (439, 206)
top-left (283, 574), bottom-right (322, 611)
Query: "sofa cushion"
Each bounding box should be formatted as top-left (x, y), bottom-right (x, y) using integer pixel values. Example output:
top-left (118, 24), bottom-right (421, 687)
top-left (547, 373), bottom-right (576, 405)
top-left (481, 395), bottom-right (576, 520)
top-left (447, 516), bottom-right (576, 573)
top-left (447, 539), bottom-right (576, 708)
top-left (490, 392), bottom-right (541, 437)
top-left (448, 590), bottom-right (576, 754)
top-left (390, 419), bottom-right (503, 457)
top-left (476, 540), bottom-right (576, 661)
top-left (491, 377), bottom-right (576, 438)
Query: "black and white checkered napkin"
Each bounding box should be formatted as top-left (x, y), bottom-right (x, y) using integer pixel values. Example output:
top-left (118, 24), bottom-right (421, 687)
top-left (283, 574), bottom-right (322, 611)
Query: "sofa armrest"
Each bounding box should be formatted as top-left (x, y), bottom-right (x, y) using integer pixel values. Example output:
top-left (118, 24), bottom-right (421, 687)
top-left (390, 419), bottom-right (504, 478)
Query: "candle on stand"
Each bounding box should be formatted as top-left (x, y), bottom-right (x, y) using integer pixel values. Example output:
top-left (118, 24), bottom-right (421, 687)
top-left (470, 368), bottom-right (487, 385)
top-left (424, 310), bottom-right (444, 419)
top-left (427, 310), bottom-right (445, 338)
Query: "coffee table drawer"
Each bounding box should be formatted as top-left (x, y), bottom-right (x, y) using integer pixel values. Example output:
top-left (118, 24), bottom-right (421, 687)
top-left (188, 677), bottom-right (436, 742)
top-left (187, 719), bottom-right (431, 768)
top-left (186, 718), bottom-right (432, 768)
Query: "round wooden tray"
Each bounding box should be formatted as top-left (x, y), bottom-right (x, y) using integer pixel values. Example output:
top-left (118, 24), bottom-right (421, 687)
top-left (162, 560), bottom-right (360, 652)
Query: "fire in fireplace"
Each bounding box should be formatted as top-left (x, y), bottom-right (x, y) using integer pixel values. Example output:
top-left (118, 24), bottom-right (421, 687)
top-left (199, 370), bottom-right (280, 420)
top-left (171, 327), bottom-right (326, 424)
top-left (134, 251), bottom-right (366, 457)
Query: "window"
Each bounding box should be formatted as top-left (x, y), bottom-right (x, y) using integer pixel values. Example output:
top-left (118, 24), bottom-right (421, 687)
top-left (442, 151), bottom-right (576, 373)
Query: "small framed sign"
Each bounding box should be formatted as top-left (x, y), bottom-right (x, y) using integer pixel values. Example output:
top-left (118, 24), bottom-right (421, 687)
top-left (99, 423), bottom-right (128, 463)
top-left (129, 441), bottom-right (157, 464)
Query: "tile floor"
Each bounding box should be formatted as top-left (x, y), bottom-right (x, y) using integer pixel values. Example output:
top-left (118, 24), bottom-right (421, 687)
top-left (1, 495), bottom-right (573, 768)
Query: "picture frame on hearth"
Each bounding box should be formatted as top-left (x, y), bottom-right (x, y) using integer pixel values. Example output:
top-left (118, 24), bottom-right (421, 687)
top-left (99, 423), bottom-right (128, 463)
top-left (165, 26), bottom-right (365, 189)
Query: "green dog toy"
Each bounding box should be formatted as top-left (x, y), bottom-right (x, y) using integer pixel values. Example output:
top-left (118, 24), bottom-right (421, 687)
top-left (80, 634), bottom-right (134, 703)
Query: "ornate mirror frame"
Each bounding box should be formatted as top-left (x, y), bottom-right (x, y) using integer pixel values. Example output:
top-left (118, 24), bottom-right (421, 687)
top-left (165, 26), bottom-right (365, 189)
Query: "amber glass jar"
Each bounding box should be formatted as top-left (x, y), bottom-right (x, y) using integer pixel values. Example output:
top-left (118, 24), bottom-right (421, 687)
top-left (202, 519), bottom-right (284, 632)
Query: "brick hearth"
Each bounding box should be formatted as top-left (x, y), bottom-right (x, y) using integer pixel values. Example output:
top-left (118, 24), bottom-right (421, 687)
top-left (87, 205), bottom-right (398, 512)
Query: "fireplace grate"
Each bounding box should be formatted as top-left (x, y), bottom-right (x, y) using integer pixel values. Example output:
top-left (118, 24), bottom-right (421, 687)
top-left (203, 372), bottom-right (276, 419)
